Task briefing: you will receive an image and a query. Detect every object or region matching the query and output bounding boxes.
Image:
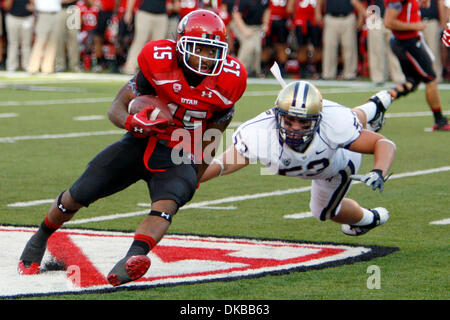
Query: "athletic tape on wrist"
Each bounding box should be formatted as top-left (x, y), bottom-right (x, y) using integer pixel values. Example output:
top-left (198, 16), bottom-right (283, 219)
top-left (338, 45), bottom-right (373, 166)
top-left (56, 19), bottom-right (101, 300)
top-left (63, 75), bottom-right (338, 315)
top-left (212, 158), bottom-right (224, 176)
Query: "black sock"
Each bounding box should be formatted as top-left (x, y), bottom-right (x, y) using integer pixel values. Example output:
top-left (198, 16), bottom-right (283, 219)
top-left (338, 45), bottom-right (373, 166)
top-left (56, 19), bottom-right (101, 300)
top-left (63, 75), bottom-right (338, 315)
top-left (126, 240), bottom-right (151, 257)
top-left (30, 218), bottom-right (60, 246)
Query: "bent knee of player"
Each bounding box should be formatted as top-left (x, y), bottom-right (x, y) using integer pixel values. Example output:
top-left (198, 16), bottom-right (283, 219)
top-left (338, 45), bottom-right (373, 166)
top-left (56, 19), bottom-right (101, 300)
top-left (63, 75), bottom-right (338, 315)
top-left (310, 205), bottom-right (331, 222)
top-left (151, 199), bottom-right (179, 216)
top-left (310, 200), bottom-right (341, 221)
top-left (54, 190), bottom-right (83, 214)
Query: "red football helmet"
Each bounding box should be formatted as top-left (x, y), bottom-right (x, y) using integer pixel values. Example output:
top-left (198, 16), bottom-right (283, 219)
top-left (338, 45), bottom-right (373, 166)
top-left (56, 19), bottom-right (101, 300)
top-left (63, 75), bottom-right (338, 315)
top-left (176, 9), bottom-right (228, 76)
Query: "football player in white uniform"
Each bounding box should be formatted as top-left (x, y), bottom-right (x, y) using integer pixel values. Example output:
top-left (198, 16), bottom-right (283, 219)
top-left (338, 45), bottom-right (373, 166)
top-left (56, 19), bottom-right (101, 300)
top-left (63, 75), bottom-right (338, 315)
top-left (200, 81), bottom-right (396, 236)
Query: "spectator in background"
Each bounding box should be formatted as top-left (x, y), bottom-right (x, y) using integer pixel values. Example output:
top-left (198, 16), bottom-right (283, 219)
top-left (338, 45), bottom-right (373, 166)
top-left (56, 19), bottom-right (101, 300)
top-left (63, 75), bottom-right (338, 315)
top-left (316, 0), bottom-right (365, 80)
top-left (290, 0), bottom-right (322, 79)
top-left (123, 0), bottom-right (168, 75)
top-left (232, 0), bottom-right (270, 77)
top-left (27, 0), bottom-right (61, 74)
top-left (3, 0), bottom-right (34, 72)
top-left (261, 0), bottom-right (292, 76)
top-left (365, 0), bottom-right (404, 85)
top-left (55, 0), bottom-right (81, 72)
top-left (166, 0), bottom-right (180, 40)
top-left (420, 0), bottom-right (446, 82)
top-left (92, 0), bottom-right (119, 72)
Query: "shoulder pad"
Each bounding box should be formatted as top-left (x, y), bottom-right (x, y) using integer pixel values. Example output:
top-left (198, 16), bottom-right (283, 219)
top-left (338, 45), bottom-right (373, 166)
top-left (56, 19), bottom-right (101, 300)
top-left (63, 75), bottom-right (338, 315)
top-left (137, 40), bottom-right (177, 79)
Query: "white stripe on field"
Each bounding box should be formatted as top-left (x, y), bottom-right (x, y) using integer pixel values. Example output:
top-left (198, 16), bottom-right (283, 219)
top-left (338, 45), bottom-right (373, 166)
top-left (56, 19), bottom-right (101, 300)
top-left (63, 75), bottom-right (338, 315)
top-left (429, 218), bottom-right (450, 225)
top-left (386, 111), bottom-right (450, 118)
top-left (1, 110), bottom-right (449, 143)
top-left (137, 203), bottom-right (237, 210)
top-left (60, 166), bottom-right (449, 225)
top-left (0, 130), bottom-right (124, 143)
top-left (0, 113), bottom-right (18, 118)
top-left (2, 70), bottom-right (450, 91)
top-left (7, 199), bottom-right (54, 207)
top-left (73, 115), bottom-right (105, 121)
top-left (284, 212), bottom-right (313, 219)
top-left (0, 97), bottom-right (113, 107)
top-left (0, 87), bottom-right (430, 107)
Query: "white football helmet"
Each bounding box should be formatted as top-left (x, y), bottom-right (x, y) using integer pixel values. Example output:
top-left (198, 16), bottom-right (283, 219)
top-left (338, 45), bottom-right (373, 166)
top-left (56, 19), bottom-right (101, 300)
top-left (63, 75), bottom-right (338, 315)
top-left (274, 81), bottom-right (323, 151)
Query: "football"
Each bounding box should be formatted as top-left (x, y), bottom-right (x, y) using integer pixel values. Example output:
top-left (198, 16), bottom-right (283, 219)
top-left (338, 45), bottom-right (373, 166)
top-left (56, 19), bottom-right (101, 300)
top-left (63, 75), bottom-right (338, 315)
top-left (128, 95), bottom-right (173, 122)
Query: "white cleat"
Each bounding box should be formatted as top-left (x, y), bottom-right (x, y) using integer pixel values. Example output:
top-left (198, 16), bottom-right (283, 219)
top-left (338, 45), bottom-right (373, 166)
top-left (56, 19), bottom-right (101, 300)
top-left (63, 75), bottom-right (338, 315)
top-left (341, 207), bottom-right (390, 236)
top-left (368, 91), bottom-right (393, 132)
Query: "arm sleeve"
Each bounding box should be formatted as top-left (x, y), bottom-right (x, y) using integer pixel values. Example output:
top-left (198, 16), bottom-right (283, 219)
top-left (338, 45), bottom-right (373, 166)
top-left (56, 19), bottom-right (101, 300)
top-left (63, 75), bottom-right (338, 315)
top-left (134, 70), bottom-right (157, 96)
top-left (210, 106), bottom-right (235, 124)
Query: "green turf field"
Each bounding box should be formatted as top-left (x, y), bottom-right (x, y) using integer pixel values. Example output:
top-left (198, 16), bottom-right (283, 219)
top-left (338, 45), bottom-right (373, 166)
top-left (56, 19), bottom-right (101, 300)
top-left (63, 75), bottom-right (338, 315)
top-left (0, 72), bottom-right (448, 300)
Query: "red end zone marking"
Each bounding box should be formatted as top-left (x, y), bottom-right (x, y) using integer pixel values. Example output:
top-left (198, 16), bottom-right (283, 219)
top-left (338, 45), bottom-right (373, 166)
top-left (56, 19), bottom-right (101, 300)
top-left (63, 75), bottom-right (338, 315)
top-left (3, 227), bottom-right (372, 294)
top-left (139, 244), bottom-right (345, 283)
top-left (47, 232), bottom-right (109, 287)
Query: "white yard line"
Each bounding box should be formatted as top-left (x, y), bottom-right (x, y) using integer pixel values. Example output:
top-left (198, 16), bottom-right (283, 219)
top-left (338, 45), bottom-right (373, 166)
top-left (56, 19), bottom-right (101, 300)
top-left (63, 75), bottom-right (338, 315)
top-left (7, 167), bottom-right (449, 225)
top-left (73, 115), bottom-right (105, 121)
top-left (0, 113), bottom-right (18, 118)
top-left (0, 97), bottom-right (113, 107)
top-left (41, 166), bottom-right (447, 225)
top-left (429, 218), bottom-right (450, 225)
top-left (7, 199), bottom-right (54, 207)
top-left (1, 110), bottom-right (449, 143)
top-left (0, 130), bottom-right (124, 143)
top-left (283, 212), bottom-right (313, 219)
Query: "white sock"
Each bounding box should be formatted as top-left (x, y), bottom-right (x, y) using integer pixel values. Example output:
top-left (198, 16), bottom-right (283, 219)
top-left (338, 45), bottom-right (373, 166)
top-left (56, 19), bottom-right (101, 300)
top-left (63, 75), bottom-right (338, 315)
top-left (356, 102), bottom-right (377, 122)
top-left (353, 208), bottom-right (374, 226)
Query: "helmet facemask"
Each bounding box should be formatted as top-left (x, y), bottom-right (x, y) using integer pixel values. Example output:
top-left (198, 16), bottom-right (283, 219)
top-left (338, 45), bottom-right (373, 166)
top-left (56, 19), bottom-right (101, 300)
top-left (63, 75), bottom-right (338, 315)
top-left (177, 36), bottom-right (228, 76)
top-left (275, 110), bottom-right (322, 151)
top-left (274, 81), bottom-right (323, 152)
top-left (176, 10), bottom-right (229, 76)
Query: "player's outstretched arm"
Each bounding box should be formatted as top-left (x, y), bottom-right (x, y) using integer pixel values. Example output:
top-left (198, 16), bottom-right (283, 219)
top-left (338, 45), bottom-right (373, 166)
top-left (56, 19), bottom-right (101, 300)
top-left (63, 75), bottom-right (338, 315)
top-left (348, 130), bottom-right (396, 192)
top-left (348, 130), bottom-right (396, 177)
top-left (199, 145), bottom-right (249, 183)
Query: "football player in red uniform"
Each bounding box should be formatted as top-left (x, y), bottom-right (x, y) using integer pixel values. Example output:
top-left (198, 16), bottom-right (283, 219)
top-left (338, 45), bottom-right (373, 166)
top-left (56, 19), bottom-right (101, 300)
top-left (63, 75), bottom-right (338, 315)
top-left (443, 24), bottom-right (450, 47)
top-left (385, 0), bottom-right (449, 131)
top-left (261, 0), bottom-right (292, 76)
top-left (291, 0), bottom-right (322, 78)
top-left (18, 9), bottom-right (247, 286)
top-left (442, 0), bottom-right (450, 47)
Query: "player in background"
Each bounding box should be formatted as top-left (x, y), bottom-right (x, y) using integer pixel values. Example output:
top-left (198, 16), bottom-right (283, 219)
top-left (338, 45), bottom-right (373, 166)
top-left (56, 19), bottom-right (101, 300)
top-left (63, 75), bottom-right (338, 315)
top-left (384, 0), bottom-right (449, 131)
top-left (290, 0), bottom-right (322, 79)
top-left (200, 81), bottom-right (396, 236)
top-left (92, 0), bottom-right (120, 71)
top-left (261, 0), bottom-right (293, 76)
top-left (18, 10), bottom-right (247, 287)
top-left (442, 0), bottom-right (450, 47)
top-left (78, 0), bottom-right (99, 71)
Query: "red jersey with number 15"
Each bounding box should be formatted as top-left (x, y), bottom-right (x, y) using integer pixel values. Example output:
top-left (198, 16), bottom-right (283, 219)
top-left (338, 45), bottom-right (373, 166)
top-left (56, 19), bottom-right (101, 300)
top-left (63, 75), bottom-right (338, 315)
top-left (137, 39), bottom-right (247, 160)
top-left (385, 0), bottom-right (422, 39)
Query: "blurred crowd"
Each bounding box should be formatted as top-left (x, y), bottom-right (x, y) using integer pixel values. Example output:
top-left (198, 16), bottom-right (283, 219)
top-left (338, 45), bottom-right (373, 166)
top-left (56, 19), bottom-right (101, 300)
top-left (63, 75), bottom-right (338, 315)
top-left (0, 0), bottom-right (449, 83)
